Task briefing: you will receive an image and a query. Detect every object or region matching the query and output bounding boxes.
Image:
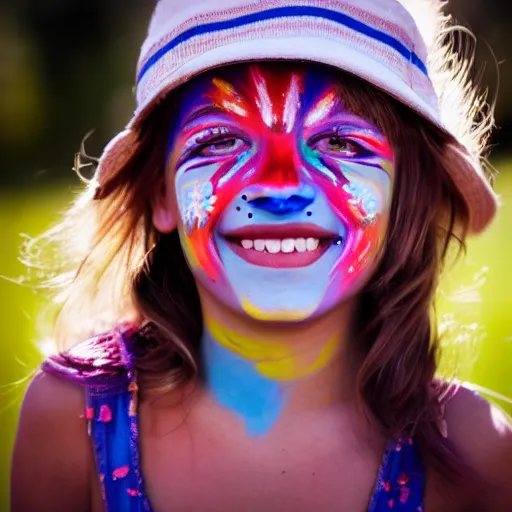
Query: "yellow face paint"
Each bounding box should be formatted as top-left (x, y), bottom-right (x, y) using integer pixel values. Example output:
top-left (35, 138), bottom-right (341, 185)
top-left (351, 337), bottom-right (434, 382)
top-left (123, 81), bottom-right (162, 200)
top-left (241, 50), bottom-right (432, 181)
top-left (179, 229), bottom-right (200, 269)
top-left (241, 297), bottom-right (317, 322)
top-left (211, 78), bottom-right (248, 117)
top-left (303, 89), bottom-right (338, 127)
top-left (205, 316), bottom-right (339, 381)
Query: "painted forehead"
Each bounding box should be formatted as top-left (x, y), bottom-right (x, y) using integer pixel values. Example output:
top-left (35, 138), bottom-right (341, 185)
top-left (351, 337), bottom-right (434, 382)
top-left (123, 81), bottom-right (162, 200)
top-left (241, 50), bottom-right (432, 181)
top-left (176, 63), bottom-right (379, 130)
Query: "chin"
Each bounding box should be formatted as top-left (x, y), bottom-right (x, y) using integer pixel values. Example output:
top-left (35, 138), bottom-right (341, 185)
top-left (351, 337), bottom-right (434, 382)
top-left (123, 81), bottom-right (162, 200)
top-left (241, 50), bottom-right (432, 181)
top-left (240, 298), bottom-right (319, 322)
top-left (199, 269), bottom-right (366, 325)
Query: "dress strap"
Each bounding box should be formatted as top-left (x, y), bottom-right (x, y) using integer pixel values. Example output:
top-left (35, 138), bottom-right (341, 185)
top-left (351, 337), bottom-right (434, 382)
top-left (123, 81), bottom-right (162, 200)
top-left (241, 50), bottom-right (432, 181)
top-left (84, 328), bottom-right (152, 511)
top-left (368, 437), bottom-right (425, 511)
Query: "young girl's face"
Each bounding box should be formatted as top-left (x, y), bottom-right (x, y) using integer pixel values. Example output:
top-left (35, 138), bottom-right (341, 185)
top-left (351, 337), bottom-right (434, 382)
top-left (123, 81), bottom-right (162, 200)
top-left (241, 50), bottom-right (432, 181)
top-left (158, 63), bottom-right (394, 321)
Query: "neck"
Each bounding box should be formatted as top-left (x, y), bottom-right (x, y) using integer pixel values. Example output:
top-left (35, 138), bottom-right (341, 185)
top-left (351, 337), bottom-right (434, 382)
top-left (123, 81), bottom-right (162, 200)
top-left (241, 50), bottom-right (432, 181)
top-left (200, 294), bottom-right (361, 436)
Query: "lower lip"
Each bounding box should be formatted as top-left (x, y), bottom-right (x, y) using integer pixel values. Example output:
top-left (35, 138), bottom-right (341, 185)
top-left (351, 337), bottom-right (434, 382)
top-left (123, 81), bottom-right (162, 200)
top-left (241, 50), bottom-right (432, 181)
top-left (226, 240), bottom-right (334, 268)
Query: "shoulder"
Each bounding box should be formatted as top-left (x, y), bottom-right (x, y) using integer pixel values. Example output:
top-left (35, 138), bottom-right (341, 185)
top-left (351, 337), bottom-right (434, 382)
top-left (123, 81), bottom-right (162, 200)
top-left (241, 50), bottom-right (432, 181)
top-left (11, 371), bottom-right (93, 511)
top-left (41, 324), bottom-right (141, 388)
top-left (444, 384), bottom-right (512, 510)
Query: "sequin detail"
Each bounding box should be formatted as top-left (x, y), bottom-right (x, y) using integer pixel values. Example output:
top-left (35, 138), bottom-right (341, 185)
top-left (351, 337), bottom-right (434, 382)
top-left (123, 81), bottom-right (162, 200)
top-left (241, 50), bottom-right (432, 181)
top-left (182, 180), bottom-right (217, 232)
top-left (113, 466), bottom-right (130, 479)
top-left (99, 404), bottom-right (113, 422)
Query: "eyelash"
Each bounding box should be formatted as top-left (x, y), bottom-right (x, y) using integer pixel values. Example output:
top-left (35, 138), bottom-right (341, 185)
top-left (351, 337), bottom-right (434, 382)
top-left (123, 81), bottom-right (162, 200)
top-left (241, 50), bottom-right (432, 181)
top-left (183, 127), bottom-right (377, 161)
top-left (191, 136), bottom-right (247, 157)
top-left (308, 130), bottom-right (375, 158)
top-left (183, 127), bottom-right (248, 159)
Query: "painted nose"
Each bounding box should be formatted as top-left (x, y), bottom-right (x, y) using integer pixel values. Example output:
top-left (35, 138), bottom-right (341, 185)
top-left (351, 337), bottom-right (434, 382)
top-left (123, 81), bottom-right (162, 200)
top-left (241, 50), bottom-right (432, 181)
top-left (248, 194), bottom-right (314, 215)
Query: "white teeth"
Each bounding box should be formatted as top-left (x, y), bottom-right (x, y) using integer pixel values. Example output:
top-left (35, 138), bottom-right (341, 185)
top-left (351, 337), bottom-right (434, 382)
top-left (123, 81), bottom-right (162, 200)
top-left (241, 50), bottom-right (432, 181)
top-left (239, 237), bottom-right (322, 253)
top-left (254, 239), bottom-right (266, 252)
top-left (281, 239), bottom-right (295, 253)
top-left (294, 238), bottom-right (306, 253)
top-left (306, 238), bottom-right (319, 251)
top-left (265, 240), bottom-right (281, 254)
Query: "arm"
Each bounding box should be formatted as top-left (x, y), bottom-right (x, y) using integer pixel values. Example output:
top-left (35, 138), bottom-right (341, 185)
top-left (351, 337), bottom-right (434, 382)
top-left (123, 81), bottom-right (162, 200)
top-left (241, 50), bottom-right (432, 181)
top-left (445, 386), bottom-right (512, 511)
top-left (11, 371), bottom-right (94, 512)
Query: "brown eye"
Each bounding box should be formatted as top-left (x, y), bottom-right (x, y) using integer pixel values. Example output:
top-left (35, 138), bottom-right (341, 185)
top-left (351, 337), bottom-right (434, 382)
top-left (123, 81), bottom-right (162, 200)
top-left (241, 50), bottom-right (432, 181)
top-left (328, 137), bottom-right (358, 156)
top-left (196, 137), bottom-right (245, 156)
top-left (313, 136), bottom-right (362, 157)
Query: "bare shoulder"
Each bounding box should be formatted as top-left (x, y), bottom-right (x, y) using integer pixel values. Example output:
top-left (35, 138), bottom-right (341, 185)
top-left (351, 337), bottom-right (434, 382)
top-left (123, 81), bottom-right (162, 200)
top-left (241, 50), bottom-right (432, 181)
top-left (20, 368), bottom-right (86, 414)
top-left (444, 384), bottom-right (512, 510)
top-left (11, 371), bottom-right (93, 512)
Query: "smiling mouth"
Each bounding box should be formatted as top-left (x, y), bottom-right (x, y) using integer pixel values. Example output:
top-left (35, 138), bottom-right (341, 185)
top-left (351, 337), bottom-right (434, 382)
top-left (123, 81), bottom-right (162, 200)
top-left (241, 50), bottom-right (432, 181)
top-left (221, 223), bottom-right (343, 268)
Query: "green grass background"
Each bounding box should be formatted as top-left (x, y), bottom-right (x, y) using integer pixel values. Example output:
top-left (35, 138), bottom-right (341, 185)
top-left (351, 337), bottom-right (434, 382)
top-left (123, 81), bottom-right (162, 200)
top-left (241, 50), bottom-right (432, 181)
top-left (0, 166), bottom-right (511, 508)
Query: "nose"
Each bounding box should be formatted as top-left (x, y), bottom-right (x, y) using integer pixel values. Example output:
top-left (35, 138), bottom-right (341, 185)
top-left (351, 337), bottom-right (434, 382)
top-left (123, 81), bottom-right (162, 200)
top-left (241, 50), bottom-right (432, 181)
top-left (248, 185), bottom-right (315, 215)
top-left (248, 194), bottom-right (314, 215)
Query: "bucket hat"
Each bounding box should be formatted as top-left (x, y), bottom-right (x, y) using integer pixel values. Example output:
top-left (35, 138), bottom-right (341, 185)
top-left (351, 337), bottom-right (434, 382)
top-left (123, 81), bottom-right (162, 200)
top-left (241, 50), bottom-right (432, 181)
top-left (94, 0), bottom-right (497, 233)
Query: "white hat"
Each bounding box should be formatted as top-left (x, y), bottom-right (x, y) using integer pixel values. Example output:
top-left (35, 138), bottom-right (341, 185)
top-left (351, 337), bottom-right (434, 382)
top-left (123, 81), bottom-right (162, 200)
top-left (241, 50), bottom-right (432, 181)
top-left (95, 0), bottom-right (497, 233)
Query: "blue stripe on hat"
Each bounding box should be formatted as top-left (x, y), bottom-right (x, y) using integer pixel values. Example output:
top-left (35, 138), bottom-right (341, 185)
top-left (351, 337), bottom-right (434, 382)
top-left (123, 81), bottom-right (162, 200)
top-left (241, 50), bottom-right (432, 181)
top-left (137, 5), bottom-right (428, 83)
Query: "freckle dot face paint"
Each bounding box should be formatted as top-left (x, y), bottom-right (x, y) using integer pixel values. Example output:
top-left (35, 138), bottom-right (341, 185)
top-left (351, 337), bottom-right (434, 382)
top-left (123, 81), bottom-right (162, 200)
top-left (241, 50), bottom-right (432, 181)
top-left (167, 63), bottom-right (394, 323)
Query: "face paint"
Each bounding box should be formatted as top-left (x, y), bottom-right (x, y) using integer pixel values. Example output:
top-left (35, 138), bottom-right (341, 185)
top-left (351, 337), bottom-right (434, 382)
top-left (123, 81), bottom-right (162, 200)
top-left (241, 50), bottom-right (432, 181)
top-left (202, 315), bottom-right (339, 435)
top-left (168, 63), bottom-right (394, 322)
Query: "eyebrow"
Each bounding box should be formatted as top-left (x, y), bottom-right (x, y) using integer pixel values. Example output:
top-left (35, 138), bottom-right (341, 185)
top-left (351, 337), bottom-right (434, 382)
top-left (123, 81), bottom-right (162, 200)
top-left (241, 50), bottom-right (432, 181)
top-left (182, 105), bottom-right (228, 127)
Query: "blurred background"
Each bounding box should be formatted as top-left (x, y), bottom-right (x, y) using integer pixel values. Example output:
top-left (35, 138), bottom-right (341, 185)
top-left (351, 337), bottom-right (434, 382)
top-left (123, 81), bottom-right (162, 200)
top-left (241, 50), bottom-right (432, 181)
top-left (0, 0), bottom-right (511, 508)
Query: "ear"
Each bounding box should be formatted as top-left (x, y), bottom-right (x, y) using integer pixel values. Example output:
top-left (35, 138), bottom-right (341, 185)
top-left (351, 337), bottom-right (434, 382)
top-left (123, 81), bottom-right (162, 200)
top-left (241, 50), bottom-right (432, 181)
top-left (151, 175), bottom-right (177, 233)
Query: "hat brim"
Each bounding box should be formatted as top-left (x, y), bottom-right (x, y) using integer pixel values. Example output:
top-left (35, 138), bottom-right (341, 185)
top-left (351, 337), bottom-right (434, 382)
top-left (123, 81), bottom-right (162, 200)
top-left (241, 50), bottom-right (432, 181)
top-left (96, 36), bottom-right (497, 233)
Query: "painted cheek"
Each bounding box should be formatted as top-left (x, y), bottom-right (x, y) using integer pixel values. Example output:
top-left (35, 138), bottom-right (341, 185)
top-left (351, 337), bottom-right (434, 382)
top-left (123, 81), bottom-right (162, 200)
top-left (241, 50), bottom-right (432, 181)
top-left (176, 135), bottom-right (303, 281)
top-left (322, 180), bottom-right (382, 290)
top-left (178, 229), bottom-right (201, 270)
top-left (175, 163), bottom-right (220, 277)
top-left (300, 150), bottom-right (392, 293)
top-left (302, 149), bottom-right (392, 226)
top-left (341, 165), bottom-right (392, 223)
top-left (330, 168), bottom-right (390, 291)
top-left (178, 180), bottom-right (218, 232)
top-left (175, 151), bottom-right (257, 281)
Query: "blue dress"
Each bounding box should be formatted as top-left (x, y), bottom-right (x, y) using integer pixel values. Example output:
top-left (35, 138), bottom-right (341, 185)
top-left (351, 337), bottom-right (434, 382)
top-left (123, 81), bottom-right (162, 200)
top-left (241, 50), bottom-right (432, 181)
top-left (42, 327), bottom-right (425, 511)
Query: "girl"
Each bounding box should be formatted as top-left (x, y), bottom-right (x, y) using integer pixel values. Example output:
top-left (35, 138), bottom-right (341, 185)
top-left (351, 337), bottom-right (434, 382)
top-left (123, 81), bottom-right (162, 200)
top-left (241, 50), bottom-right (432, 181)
top-left (11, 0), bottom-right (512, 510)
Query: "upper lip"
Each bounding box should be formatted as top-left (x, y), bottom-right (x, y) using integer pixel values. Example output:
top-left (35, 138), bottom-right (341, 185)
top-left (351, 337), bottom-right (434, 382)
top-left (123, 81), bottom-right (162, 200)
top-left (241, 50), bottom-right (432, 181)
top-left (220, 223), bottom-right (338, 239)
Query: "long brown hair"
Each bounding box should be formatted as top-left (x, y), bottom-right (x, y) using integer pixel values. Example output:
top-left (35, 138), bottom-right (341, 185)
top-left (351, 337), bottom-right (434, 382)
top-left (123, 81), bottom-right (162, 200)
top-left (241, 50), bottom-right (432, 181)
top-left (28, 70), bottom-right (474, 475)
top-left (24, 4), bottom-right (494, 488)
top-left (127, 74), bottom-right (475, 482)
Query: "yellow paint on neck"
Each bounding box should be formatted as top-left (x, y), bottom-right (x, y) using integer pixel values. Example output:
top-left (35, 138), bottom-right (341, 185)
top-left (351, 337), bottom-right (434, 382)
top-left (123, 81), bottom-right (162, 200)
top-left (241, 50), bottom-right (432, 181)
top-left (205, 316), bottom-right (339, 382)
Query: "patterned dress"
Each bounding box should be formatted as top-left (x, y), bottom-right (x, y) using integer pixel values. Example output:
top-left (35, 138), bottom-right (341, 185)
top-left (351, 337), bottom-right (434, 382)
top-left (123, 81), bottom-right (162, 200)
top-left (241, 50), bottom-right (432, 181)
top-left (43, 326), bottom-right (430, 512)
